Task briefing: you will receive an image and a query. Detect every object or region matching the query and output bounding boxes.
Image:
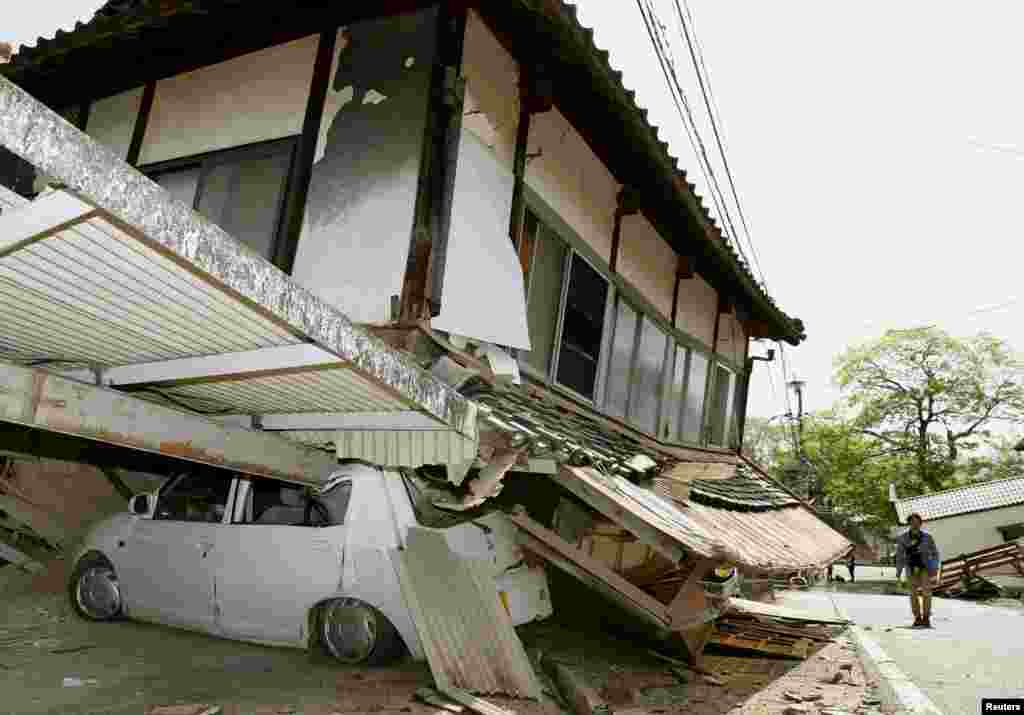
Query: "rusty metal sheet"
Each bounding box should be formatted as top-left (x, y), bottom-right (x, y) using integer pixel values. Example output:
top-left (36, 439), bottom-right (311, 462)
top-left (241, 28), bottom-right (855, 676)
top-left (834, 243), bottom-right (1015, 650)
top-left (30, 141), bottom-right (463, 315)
top-left (0, 77), bottom-right (473, 439)
top-left (393, 527), bottom-right (542, 699)
top-left (0, 360), bottom-right (336, 482)
top-left (556, 467), bottom-right (850, 574)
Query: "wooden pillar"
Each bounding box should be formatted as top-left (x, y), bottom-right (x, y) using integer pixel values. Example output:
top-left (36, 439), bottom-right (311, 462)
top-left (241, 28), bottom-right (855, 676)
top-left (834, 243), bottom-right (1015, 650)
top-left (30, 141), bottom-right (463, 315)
top-left (609, 187), bottom-right (640, 274)
top-left (509, 65), bottom-right (553, 252)
top-left (125, 81), bottom-right (155, 167)
top-left (400, 3), bottom-right (468, 322)
top-left (274, 27), bottom-right (338, 275)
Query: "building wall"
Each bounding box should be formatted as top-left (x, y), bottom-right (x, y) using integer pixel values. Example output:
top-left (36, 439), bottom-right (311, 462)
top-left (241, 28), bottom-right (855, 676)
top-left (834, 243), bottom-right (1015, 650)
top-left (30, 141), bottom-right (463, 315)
top-left (618, 213), bottom-right (676, 320)
top-left (139, 35), bottom-right (318, 165)
top-left (676, 275), bottom-right (718, 348)
top-left (85, 87), bottom-right (143, 161)
top-left (924, 503), bottom-right (1024, 559)
top-left (717, 312), bottom-right (747, 366)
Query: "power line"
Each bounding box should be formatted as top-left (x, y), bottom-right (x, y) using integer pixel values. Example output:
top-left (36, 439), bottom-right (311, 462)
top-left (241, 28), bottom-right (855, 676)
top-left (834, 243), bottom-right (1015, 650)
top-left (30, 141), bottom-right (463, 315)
top-left (635, 0), bottom-right (747, 262)
top-left (672, 0), bottom-right (769, 291)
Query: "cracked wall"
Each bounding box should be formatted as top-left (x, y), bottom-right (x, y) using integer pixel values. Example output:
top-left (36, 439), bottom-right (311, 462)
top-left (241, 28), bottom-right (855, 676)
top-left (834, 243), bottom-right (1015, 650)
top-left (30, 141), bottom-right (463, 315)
top-left (291, 8), bottom-right (439, 324)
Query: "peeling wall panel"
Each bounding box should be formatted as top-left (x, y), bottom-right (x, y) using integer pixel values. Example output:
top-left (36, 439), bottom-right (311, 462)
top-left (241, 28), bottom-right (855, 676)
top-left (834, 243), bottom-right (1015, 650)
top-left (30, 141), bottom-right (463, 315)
top-left (432, 131), bottom-right (530, 348)
top-left (292, 10), bottom-right (438, 324)
top-left (140, 35), bottom-right (318, 165)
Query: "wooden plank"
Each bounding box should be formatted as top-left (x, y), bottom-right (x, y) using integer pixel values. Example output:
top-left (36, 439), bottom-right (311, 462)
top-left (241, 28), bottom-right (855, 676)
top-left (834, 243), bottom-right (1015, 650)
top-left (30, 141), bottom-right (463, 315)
top-left (510, 509), bottom-right (672, 626)
top-left (437, 686), bottom-right (516, 715)
top-left (554, 466), bottom-right (689, 563)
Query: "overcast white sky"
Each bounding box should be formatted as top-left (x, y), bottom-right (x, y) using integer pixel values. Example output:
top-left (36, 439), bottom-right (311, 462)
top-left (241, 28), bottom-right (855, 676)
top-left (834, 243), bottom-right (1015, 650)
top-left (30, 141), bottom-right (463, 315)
top-left (9, 2), bottom-right (1024, 421)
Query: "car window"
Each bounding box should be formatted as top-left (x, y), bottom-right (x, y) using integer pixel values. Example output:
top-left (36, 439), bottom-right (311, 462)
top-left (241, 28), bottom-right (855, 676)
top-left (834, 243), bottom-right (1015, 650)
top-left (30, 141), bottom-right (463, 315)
top-left (240, 479), bottom-right (312, 526)
top-left (155, 471), bottom-right (232, 523)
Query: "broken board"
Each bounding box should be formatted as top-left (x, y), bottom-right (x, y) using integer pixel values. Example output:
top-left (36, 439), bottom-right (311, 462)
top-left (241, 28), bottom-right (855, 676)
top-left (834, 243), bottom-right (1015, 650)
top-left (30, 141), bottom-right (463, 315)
top-left (393, 526), bottom-right (542, 700)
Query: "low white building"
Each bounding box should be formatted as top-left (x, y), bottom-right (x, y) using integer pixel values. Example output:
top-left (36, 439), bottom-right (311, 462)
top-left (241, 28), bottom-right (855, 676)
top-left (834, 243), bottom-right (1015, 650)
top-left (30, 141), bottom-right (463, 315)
top-left (890, 478), bottom-right (1024, 570)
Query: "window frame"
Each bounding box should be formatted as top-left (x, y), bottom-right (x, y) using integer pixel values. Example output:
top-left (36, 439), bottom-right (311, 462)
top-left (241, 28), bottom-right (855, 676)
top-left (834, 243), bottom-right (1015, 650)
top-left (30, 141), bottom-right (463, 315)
top-left (515, 187), bottom-right (747, 446)
top-left (140, 136), bottom-right (299, 270)
top-left (705, 362), bottom-right (738, 448)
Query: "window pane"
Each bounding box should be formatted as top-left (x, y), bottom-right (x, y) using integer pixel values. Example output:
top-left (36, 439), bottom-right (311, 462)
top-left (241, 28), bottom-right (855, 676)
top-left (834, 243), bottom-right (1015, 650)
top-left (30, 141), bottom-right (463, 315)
top-left (523, 223), bottom-right (566, 375)
top-left (156, 471), bottom-right (232, 523)
top-left (153, 166), bottom-right (201, 208)
top-left (629, 318), bottom-right (667, 434)
top-left (708, 365), bottom-right (734, 446)
top-left (555, 254), bottom-right (608, 399)
top-left (197, 148), bottom-right (292, 260)
top-left (663, 345), bottom-right (688, 441)
top-left (681, 351), bottom-right (708, 443)
top-left (604, 299), bottom-right (637, 419)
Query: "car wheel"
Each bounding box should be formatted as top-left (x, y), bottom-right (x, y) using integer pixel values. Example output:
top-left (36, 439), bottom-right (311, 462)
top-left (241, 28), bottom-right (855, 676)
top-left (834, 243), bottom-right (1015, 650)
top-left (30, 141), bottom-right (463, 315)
top-left (319, 598), bottom-right (403, 666)
top-left (69, 553), bottom-right (123, 622)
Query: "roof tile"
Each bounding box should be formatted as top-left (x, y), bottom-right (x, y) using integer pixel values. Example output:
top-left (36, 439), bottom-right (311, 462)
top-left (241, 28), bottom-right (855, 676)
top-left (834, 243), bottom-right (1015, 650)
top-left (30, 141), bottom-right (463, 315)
top-left (894, 477), bottom-right (1024, 522)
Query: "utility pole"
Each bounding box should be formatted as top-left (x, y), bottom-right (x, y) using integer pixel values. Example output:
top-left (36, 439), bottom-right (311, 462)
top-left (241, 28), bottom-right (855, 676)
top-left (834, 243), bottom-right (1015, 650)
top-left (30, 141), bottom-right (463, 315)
top-left (787, 378), bottom-right (811, 499)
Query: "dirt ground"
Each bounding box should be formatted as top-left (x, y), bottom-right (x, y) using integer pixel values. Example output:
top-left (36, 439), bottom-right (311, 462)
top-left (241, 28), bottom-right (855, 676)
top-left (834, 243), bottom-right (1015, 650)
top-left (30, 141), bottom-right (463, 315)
top-left (2, 571), bottom-right (878, 715)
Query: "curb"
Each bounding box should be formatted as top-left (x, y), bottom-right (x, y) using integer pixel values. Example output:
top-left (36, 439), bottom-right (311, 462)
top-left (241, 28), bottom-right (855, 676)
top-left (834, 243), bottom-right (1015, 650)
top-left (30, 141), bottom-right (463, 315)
top-left (830, 597), bottom-right (945, 715)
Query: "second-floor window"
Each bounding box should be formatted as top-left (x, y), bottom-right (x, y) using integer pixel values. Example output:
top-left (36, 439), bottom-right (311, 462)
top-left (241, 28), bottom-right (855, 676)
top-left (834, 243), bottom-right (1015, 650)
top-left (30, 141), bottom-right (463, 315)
top-left (520, 209), bottom-right (609, 402)
top-left (143, 138), bottom-right (297, 264)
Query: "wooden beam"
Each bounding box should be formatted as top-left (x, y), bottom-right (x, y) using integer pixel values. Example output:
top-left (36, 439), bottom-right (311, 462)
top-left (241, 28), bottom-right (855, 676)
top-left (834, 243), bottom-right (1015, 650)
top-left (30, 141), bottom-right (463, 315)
top-left (509, 508), bottom-right (672, 628)
top-left (677, 254), bottom-right (695, 280)
top-left (274, 27), bottom-right (338, 275)
top-left (401, 5), bottom-right (467, 321)
top-left (125, 80), bottom-right (155, 167)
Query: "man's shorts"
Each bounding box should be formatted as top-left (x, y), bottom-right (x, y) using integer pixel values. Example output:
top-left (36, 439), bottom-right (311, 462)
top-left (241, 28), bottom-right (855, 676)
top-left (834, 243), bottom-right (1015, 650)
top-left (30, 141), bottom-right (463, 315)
top-left (909, 567), bottom-right (933, 593)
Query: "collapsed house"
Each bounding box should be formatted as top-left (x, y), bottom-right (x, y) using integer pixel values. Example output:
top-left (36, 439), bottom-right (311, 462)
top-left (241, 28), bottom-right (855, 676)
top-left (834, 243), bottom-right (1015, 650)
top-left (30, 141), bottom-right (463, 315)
top-left (1, 0), bottom-right (848, 697)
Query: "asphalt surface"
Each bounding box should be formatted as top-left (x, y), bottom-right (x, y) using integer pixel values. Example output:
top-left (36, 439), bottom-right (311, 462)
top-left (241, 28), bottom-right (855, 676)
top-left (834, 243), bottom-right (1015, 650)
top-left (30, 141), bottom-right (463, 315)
top-left (778, 590), bottom-right (1024, 715)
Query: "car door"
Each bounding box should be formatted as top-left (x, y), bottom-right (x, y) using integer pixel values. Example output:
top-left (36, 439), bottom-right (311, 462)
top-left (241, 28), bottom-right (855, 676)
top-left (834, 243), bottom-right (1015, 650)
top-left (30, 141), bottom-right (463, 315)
top-left (116, 469), bottom-right (232, 633)
top-left (211, 477), bottom-right (349, 645)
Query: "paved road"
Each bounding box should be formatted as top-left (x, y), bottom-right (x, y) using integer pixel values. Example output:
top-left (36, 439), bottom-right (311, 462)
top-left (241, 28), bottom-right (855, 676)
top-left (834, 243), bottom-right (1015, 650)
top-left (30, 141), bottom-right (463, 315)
top-left (777, 590), bottom-right (1024, 715)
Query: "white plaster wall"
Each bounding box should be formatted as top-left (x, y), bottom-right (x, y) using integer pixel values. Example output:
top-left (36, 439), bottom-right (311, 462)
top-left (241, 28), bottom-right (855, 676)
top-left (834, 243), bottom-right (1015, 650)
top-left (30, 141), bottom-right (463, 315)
top-left (140, 34), bottom-right (318, 165)
top-left (291, 10), bottom-right (437, 324)
top-left (925, 504), bottom-right (1024, 559)
top-left (432, 131), bottom-right (530, 348)
top-left (526, 108), bottom-right (619, 264)
top-left (618, 213), bottom-right (676, 319)
top-left (676, 275), bottom-right (718, 347)
top-left (85, 87), bottom-right (143, 161)
top-left (460, 10), bottom-right (518, 170)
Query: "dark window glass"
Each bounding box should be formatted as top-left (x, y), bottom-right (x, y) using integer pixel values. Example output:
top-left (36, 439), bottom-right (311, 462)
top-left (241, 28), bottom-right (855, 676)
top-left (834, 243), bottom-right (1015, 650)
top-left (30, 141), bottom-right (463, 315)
top-left (156, 471), bottom-right (232, 523)
top-left (681, 351), bottom-right (709, 444)
top-left (604, 299), bottom-right (638, 419)
top-left (629, 318), bottom-right (667, 434)
top-left (197, 150), bottom-right (292, 261)
top-left (239, 478), bottom-right (351, 527)
top-left (153, 165), bottom-right (201, 208)
top-left (523, 222), bottom-right (566, 376)
top-left (555, 254), bottom-right (608, 399)
top-left (145, 140), bottom-right (294, 262)
top-left (731, 374), bottom-right (747, 447)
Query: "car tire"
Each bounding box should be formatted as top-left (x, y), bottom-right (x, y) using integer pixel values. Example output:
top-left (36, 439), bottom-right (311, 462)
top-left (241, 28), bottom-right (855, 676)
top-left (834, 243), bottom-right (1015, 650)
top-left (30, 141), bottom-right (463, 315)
top-left (319, 598), bottom-right (404, 666)
top-left (68, 552), bottom-right (124, 622)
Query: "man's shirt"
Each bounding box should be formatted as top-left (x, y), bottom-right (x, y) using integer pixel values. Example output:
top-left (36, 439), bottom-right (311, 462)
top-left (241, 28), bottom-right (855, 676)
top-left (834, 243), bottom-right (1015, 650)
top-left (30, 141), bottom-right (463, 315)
top-left (895, 529), bottom-right (940, 575)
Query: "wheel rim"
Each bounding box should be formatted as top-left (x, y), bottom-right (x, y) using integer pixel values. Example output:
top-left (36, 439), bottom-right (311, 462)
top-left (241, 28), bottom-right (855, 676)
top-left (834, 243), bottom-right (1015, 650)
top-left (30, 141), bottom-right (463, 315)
top-left (321, 598), bottom-right (378, 664)
top-left (76, 566), bottom-right (121, 620)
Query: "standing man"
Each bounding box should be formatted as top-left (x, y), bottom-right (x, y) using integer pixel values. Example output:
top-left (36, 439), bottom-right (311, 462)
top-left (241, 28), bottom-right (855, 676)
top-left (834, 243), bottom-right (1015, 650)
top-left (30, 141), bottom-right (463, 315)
top-left (847, 552), bottom-right (856, 582)
top-left (895, 513), bottom-right (941, 628)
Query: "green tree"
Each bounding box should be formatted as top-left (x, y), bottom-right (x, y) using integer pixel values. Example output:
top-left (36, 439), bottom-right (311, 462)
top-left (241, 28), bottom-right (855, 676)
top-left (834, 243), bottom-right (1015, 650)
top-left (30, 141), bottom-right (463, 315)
top-left (741, 415), bottom-right (792, 471)
top-left (834, 328), bottom-right (1024, 491)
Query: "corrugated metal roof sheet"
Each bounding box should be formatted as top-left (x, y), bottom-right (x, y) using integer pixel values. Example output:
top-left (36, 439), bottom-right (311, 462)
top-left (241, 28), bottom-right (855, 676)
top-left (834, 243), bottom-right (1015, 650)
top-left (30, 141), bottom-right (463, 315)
top-left (335, 429), bottom-right (478, 469)
top-left (559, 466), bottom-right (851, 574)
top-left (394, 526), bottom-right (542, 699)
top-left (893, 477), bottom-right (1024, 523)
top-left (0, 77), bottom-right (473, 437)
